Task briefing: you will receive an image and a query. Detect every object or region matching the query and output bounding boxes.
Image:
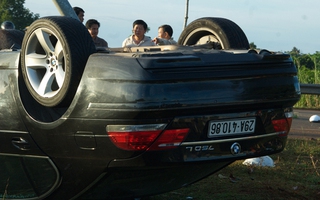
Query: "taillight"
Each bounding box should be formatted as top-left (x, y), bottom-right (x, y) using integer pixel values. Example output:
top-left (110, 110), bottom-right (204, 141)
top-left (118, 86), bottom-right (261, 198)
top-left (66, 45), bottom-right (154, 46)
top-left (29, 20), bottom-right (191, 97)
top-left (107, 124), bottom-right (190, 151)
top-left (107, 124), bottom-right (166, 151)
top-left (148, 128), bottom-right (190, 151)
top-left (271, 111), bottom-right (293, 136)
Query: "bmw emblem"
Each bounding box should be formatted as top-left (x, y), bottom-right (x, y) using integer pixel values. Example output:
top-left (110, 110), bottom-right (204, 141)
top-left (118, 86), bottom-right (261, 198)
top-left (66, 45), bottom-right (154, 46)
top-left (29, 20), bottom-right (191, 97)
top-left (230, 142), bottom-right (241, 155)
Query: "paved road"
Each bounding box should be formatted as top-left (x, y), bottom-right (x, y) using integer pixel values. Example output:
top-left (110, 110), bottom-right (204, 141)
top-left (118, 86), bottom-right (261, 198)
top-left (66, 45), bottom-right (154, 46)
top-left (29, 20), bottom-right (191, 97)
top-left (289, 109), bottom-right (320, 139)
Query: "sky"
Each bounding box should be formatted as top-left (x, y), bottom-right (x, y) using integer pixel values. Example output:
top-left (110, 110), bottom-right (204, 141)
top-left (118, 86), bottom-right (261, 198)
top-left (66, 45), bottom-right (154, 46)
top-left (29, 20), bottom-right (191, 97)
top-left (23, 0), bottom-right (319, 54)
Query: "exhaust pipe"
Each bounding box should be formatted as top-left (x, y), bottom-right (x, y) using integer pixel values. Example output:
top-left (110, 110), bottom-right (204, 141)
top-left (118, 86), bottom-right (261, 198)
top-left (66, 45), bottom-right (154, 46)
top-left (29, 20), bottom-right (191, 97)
top-left (52, 0), bottom-right (79, 21)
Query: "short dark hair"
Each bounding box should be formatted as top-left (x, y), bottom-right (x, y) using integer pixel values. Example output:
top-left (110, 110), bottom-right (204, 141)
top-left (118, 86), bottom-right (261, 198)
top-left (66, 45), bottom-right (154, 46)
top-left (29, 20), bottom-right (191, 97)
top-left (133, 19), bottom-right (148, 30)
top-left (159, 24), bottom-right (173, 37)
top-left (73, 7), bottom-right (85, 15)
top-left (86, 19), bottom-right (100, 29)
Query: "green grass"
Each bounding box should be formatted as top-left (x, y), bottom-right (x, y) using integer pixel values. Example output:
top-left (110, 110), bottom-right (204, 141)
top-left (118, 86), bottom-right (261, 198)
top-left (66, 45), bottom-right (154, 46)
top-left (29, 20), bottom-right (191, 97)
top-left (149, 138), bottom-right (320, 200)
top-left (294, 57), bottom-right (320, 109)
top-left (295, 94), bottom-right (320, 109)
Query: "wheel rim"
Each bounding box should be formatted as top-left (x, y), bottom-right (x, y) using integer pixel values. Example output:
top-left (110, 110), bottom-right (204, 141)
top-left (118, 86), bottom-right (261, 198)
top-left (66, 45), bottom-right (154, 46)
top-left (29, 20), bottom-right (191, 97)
top-left (24, 28), bottom-right (66, 98)
top-left (182, 27), bottom-right (225, 48)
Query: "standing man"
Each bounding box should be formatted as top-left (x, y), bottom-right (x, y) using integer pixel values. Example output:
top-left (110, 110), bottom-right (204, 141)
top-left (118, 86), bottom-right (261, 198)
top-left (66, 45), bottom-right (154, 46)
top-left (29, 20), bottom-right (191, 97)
top-left (153, 24), bottom-right (177, 45)
top-left (85, 19), bottom-right (108, 48)
top-left (73, 7), bottom-right (85, 23)
top-left (122, 19), bottom-right (155, 47)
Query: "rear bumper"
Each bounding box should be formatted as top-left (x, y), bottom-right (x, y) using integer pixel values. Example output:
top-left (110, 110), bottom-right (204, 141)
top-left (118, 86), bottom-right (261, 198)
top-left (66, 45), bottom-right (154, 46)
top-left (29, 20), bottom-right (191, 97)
top-left (108, 132), bottom-right (287, 167)
top-left (78, 161), bottom-right (232, 199)
top-left (78, 133), bottom-right (286, 199)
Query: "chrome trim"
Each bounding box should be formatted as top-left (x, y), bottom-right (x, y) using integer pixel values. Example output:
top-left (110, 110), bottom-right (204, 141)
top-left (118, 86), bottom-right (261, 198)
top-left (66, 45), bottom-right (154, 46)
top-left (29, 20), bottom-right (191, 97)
top-left (0, 153), bottom-right (49, 158)
top-left (87, 101), bottom-right (238, 111)
top-left (181, 132), bottom-right (280, 146)
top-left (93, 135), bottom-right (109, 138)
top-left (0, 130), bottom-right (29, 134)
top-left (106, 124), bottom-right (167, 132)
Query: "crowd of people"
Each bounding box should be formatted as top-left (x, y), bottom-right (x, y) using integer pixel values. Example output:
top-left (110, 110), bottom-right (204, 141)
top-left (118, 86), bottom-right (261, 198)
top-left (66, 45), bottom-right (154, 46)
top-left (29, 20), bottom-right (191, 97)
top-left (1, 6), bottom-right (177, 49)
top-left (73, 6), bottom-right (177, 49)
top-left (121, 20), bottom-right (176, 48)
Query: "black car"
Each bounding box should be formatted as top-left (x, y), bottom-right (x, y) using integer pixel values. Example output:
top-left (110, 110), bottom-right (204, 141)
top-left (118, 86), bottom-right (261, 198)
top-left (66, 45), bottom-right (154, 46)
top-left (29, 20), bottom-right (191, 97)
top-left (0, 3), bottom-right (300, 200)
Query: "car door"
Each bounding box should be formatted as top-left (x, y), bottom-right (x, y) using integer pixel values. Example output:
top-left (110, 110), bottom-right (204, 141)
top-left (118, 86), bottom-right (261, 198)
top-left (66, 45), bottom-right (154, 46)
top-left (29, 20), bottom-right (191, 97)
top-left (0, 51), bottom-right (59, 199)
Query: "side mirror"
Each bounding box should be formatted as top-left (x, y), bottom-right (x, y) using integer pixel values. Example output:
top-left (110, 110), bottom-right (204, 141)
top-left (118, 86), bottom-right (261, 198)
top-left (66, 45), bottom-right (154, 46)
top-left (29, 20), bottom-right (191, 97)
top-left (309, 115), bottom-right (320, 123)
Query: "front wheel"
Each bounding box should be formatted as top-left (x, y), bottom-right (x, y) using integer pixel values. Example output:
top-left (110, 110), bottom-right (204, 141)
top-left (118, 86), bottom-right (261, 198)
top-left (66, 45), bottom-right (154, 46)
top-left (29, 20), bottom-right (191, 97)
top-left (178, 17), bottom-right (249, 50)
top-left (20, 16), bottom-right (96, 107)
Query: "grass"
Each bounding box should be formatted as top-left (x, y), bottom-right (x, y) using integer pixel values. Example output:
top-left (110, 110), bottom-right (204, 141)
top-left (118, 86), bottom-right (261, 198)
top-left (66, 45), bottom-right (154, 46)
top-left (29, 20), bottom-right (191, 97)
top-left (293, 55), bottom-right (320, 109)
top-left (2, 178), bottom-right (8, 200)
top-left (149, 138), bottom-right (320, 200)
top-left (295, 94), bottom-right (320, 109)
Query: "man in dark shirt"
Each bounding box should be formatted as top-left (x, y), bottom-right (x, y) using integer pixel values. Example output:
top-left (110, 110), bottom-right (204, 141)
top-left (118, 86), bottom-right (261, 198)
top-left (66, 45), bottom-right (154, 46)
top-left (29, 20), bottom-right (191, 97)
top-left (153, 24), bottom-right (177, 45)
top-left (85, 19), bottom-right (108, 48)
top-left (73, 7), bottom-right (85, 23)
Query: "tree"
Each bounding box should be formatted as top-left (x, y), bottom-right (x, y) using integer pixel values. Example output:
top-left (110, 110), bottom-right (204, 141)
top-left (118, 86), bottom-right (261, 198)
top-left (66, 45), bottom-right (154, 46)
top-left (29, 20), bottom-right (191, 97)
top-left (249, 42), bottom-right (257, 50)
top-left (289, 47), bottom-right (302, 70)
top-left (290, 47), bottom-right (301, 56)
top-left (300, 54), bottom-right (314, 69)
top-left (308, 53), bottom-right (320, 83)
top-left (0, 0), bottom-right (39, 30)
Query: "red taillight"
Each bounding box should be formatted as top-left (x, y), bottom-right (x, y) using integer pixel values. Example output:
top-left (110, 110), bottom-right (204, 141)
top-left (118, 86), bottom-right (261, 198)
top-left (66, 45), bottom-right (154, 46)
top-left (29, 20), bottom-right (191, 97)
top-left (271, 111), bottom-right (293, 136)
top-left (148, 128), bottom-right (190, 151)
top-left (107, 124), bottom-right (189, 151)
top-left (108, 130), bottom-right (162, 151)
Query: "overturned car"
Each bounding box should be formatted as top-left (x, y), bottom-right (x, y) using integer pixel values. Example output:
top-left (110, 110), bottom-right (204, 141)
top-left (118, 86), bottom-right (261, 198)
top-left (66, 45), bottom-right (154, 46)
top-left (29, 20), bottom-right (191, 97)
top-left (0, 1), bottom-right (300, 200)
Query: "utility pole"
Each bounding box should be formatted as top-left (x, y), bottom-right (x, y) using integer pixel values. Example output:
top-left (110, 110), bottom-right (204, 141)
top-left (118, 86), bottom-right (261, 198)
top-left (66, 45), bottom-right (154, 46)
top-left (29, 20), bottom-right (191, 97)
top-left (52, 0), bottom-right (79, 21)
top-left (183, 0), bottom-right (189, 29)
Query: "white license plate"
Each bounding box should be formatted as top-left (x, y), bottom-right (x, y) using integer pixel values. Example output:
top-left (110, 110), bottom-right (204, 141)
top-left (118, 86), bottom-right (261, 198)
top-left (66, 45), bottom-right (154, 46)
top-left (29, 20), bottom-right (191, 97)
top-left (208, 118), bottom-right (256, 137)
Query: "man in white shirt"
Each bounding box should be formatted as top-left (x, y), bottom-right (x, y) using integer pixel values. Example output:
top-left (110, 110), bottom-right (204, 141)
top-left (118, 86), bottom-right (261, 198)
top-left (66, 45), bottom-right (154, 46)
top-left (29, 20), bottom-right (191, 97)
top-left (122, 19), bottom-right (155, 47)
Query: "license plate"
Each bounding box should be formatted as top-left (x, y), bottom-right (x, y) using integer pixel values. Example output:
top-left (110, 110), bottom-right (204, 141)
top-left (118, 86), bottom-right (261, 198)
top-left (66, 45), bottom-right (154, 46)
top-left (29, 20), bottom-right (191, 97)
top-left (208, 118), bottom-right (256, 137)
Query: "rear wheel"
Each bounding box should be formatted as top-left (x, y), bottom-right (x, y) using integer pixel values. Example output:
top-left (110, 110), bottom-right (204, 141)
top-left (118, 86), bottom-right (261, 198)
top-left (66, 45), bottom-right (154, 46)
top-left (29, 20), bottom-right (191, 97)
top-left (20, 16), bottom-right (96, 107)
top-left (178, 17), bottom-right (249, 49)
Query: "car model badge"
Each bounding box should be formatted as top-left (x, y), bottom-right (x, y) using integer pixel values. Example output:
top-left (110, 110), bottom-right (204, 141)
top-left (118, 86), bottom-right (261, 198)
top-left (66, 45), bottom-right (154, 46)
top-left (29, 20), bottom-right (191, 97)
top-left (230, 142), bottom-right (241, 155)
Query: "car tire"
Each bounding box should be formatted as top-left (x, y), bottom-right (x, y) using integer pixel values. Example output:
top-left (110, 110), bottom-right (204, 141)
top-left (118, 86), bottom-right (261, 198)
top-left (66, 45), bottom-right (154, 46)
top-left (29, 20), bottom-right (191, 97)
top-left (178, 17), bottom-right (249, 49)
top-left (21, 16), bottom-right (96, 107)
top-left (0, 29), bottom-right (24, 50)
